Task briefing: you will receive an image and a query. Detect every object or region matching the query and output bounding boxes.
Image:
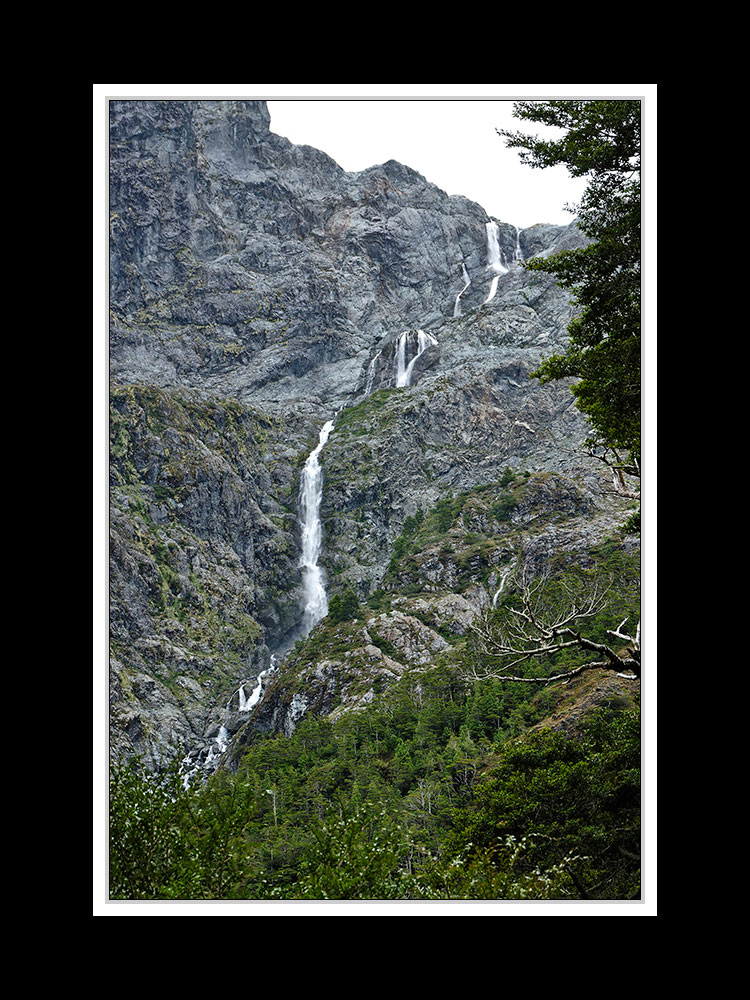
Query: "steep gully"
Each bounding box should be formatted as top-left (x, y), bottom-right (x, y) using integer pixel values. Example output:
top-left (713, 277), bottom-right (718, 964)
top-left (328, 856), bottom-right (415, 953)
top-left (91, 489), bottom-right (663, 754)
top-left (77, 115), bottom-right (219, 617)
top-left (181, 219), bottom-right (522, 784)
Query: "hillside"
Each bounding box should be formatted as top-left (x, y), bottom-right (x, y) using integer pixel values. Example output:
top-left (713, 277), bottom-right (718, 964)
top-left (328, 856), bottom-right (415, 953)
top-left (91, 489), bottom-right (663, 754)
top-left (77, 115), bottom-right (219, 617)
top-left (107, 99), bottom-right (641, 901)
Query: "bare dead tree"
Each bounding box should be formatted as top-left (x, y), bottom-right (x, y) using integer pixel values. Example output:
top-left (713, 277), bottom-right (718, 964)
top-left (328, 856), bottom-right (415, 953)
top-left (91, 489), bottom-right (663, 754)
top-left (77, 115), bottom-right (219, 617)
top-left (585, 442), bottom-right (640, 502)
top-left (467, 572), bottom-right (640, 684)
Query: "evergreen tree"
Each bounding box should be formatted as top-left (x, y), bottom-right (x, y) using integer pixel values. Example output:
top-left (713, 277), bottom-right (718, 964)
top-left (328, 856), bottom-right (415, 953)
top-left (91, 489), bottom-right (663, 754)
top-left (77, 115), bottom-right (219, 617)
top-left (446, 709), bottom-right (641, 899)
top-left (327, 586), bottom-right (360, 623)
top-left (499, 100), bottom-right (641, 474)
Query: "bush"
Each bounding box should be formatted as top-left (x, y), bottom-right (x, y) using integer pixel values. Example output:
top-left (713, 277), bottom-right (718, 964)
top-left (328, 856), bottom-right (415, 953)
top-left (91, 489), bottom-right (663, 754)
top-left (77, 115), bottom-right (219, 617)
top-left (328, 587), bottom-right (360, 623)
top-left (287, 803), bottom-right (410, 900)
top-left (491, 492), bottom-right (515, 522)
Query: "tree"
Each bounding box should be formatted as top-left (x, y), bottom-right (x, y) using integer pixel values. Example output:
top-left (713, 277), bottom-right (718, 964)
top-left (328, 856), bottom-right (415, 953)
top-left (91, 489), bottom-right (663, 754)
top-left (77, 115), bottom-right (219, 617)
top-left (288, 801), bottom-right (411, 899)
top-left (444, 712), bottom-right (641, 899)
top-left (467, 572), bottom-right (640, 684)
top-left (498, 101), bottom-right (641, 494)
top-left (327, 586), bottom-right (360, 623)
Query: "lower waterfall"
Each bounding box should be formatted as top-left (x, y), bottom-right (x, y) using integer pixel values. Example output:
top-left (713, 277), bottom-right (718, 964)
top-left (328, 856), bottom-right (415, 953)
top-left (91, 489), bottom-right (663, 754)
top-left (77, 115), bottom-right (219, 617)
top-left (299, 419), bottom-right (335, 635)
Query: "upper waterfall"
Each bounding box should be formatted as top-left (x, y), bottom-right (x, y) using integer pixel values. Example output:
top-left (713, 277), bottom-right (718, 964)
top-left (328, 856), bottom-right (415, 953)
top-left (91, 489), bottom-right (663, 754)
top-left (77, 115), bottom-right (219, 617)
top-left (395, 330), bottom-right (438, 387)
top-left (483, 220), bottom-right (508, 304)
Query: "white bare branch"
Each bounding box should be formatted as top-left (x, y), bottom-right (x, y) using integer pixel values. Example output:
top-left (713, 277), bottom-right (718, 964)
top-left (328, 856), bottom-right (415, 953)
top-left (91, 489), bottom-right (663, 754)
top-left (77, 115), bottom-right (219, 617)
top-left (607, 617), bottom-right (641, 652)
top-left (585, 443), bottom-right (641, 500)
top-left (467, 574), bottom-right (641, 684)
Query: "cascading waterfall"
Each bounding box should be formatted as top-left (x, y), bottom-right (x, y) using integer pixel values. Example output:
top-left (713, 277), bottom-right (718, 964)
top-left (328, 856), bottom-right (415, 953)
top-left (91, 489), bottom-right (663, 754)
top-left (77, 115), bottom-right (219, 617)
top-left (492, 566), bottom-right (513, 607)
top-left (514, 226), bottom-right (524, 262)
top-left (365, 350), bottom-right (382, 395)
top-left (453, 263), bottom-right (471, 317)
top-left (483, 220), bottom-right (508, 304)
top-left (188, 319), bottom-right (439, 763)
top-left (299, 419), bottom-right (335, 635)
top-left (395, 329), bottom-right (438, 387)
top-left (181, 657), bottom-right (281, 787)
top-left (239, 654), bottom-right (278, 711)
top-left (181, 712), bottom-right (232, 789)
top-left (183, 278), bottom-right (446, 774)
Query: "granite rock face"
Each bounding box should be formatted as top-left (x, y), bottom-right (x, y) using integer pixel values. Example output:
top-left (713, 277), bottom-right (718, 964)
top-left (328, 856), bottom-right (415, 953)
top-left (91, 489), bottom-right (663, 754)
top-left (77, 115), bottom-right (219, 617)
top-left (107, 99), bottom-right (634, 773)
top-left (109, 99), bottom-right (581, 417)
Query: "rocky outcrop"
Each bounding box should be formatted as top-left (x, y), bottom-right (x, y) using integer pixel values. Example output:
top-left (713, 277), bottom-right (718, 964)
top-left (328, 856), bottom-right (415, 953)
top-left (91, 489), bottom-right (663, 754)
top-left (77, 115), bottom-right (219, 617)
top-left (109, 383), bottom-right (304, 769)
top-left (107, 99), bottom-right (636, 774)
top-left (109, 99), bottom-right (584, 419)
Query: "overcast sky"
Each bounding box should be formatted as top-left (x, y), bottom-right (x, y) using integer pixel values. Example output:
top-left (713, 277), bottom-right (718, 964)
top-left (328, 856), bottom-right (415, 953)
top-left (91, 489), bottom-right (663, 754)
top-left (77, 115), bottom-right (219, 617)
top-left (267, 98), bottom-right (588, 229)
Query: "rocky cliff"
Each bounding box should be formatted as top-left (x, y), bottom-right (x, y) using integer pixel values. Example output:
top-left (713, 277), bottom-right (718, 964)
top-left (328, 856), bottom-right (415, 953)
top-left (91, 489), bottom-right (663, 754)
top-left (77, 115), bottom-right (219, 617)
top-left (108, 99), bottom-right (639, 775)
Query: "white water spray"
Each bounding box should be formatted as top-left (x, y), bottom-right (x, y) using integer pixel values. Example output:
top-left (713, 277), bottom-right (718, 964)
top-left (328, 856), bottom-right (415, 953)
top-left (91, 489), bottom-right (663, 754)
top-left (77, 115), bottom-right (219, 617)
top-left (299, 420), bottom-right (335, 635)
top-left (484, 221), bottom-right (508, 304)
top-left (514, 226), bottom-right (524, 262)
top-left (395, 329), bottom-right (438, 387)
top-left (239, 654), bottom-right (278, 711)
top-left (492, 566), bottom-right (512, 607)
top-left (365, 350), bottom-right (382, 395)
top-left (453, 263), bottom-right (471, 317)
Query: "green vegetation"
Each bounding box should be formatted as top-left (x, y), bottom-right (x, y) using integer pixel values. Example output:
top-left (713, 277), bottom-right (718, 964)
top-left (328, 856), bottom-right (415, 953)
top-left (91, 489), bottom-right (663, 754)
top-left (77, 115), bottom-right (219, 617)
top-left (332, 387), bottom-right (398, 435)
top-left (109, 414), bottom-right (640, 902)
top-left (382, 471), bottom-right (621, 600)
top-left (500, 100), bottom-right (641, 524)
top-left (327, 587), bottom-right (361, 624)
top-left (110, 658), bottom-right (640, 900)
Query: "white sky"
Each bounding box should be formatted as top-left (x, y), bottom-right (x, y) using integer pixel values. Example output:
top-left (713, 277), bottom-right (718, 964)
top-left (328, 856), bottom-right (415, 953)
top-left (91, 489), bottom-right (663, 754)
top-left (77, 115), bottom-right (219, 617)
top-left (267, 98), bottom-right (587, 228)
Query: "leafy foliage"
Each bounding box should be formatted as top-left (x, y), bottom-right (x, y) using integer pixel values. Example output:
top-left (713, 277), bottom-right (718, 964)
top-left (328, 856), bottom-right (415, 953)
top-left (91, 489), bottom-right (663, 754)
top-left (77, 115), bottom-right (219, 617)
top-left (327, 587), bottom-right (361, 623)
top-left (110, 661), bottom-right (639, 900)
top-left (447, 710), bottom-right (641, 899)
top-left (499, 100), bottom-right (641, 465)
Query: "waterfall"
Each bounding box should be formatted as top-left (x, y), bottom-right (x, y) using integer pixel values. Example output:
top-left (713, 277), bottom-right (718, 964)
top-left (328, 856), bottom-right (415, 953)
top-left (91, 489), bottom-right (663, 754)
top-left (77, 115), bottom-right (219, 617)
top-left (514, 226), bottom-right (524, 262)
top-left (395, 332), bottom-right (408, 386)
top-left (299, 419), bottom-right (335, 635)
top-left (395, 329), bottom-right (438, 387)
top-left (365, 350), bottom-right (382, 395)
top-left (492, 566), bottom-right (512, 607)
top-left (453, 263), bottom-right (471, 317)
top-left (484, 221), bottom-right (508, 304)
top-left (180, 417), bottom-right (336, 786)
top-left (239, 654), bottom-right (278, 711)
top-left (486, 220), bottom-right (506, 271)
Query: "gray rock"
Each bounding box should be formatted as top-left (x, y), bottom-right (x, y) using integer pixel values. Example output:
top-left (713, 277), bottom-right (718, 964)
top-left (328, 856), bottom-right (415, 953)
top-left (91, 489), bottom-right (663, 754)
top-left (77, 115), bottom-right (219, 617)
top-left (107, 99), bottom-right (635, 774)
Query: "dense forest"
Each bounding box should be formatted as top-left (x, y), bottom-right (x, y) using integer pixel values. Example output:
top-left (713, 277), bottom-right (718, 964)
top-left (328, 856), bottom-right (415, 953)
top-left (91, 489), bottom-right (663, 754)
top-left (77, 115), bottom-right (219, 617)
top-left (103, 95), bottom-right (649, 910)
top-left (111, 672), bottom-right (640, 900)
